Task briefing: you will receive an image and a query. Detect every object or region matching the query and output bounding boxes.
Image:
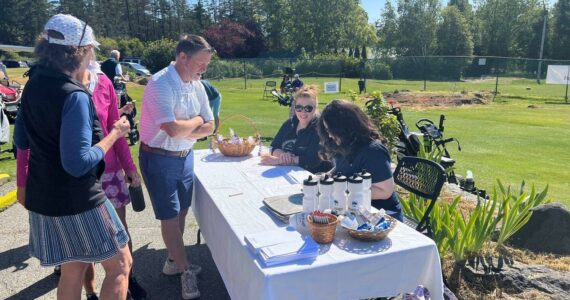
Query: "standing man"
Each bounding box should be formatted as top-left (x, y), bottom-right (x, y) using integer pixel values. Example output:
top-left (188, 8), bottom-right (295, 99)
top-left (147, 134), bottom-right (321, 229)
top-left (139, 35), bottom-right (215, 300)
top-left (101, 50), bottom-right (127, 82)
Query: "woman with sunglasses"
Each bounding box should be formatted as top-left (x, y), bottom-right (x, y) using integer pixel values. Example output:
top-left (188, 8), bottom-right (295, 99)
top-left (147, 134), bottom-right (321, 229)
top-left (261, 85), bottom-right (333, 174)
top-left (317, 99), bottom-right (403, 221)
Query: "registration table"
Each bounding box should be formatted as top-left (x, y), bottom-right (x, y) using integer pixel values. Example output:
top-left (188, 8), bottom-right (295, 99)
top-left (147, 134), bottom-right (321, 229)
top-left (192, 149), bottom-right (444, 300)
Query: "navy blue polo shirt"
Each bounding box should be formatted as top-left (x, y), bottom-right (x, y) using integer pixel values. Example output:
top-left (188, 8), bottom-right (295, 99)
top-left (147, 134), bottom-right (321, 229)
top-left (334, 140), bottom-right (402, 216)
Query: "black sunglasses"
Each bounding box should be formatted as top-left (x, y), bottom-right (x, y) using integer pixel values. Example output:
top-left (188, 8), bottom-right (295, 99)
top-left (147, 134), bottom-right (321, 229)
top-left (294, 104), bottom-right (314, 113)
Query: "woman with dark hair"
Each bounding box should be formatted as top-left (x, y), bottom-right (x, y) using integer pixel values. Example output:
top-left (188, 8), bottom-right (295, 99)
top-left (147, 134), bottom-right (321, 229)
top-left (262, 85), bottom-right (332, 174)
top-left (280, 74), bottom-right (291, 93)
top-left (14, 14), bottom-right (132, 299)
top-left (317, 99), bottom-right (403, 221)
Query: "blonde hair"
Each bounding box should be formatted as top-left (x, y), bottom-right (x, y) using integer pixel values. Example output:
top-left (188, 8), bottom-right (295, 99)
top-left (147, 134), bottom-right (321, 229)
top-left (294, 84), bottom-right (318, 106)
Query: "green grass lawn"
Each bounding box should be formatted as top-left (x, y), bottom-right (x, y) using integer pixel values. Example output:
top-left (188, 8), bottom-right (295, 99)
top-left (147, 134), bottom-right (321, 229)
top-left (2, 70), bottom-right (569, 207)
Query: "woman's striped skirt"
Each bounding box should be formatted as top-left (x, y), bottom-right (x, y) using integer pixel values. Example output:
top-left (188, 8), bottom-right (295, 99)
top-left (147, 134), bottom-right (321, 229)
top-left (28, 200), bottom-right (129, 266)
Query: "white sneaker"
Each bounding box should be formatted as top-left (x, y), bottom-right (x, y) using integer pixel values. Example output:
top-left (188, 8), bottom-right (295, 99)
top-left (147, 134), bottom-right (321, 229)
top-left (181, 269), bottom-right (200, 299)
top-left (162, 259), bottom-right (202, 275)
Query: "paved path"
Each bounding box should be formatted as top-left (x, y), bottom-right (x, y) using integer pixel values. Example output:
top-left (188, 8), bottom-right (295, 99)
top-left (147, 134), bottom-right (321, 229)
top-left (0, 184), bottom-right (231, 300)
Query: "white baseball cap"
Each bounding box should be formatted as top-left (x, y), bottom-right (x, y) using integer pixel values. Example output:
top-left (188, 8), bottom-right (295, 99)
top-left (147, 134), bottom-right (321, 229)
top-left (44, 14), bottom-right (100, 48)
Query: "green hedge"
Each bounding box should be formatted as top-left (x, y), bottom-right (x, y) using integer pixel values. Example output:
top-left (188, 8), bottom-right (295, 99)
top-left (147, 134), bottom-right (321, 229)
top-left (204, 60), bottom-right (262, 79)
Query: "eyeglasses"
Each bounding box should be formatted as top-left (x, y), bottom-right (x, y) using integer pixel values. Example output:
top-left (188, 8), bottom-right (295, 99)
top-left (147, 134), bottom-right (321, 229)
top-left (294, 104), bottom-right (314, 113)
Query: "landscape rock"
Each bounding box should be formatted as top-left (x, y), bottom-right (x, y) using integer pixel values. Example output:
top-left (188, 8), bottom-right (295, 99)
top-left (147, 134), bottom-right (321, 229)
top-left (462, 261), bottom-right (569, 299)
top-left (509, 203), bottom-right (570, 255)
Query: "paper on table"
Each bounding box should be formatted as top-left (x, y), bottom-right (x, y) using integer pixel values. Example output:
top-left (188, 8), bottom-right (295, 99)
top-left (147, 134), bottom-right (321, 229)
top-left (241, 166), bottom-right (266, 178)
top-left (287, 170), bottom-right (310, 185)
top-left (259, 236), bottom-right (319, 266)
top-left (260, 236), bottom-right (318, 257)
top-left (244, 228), bottom-right (303, 254)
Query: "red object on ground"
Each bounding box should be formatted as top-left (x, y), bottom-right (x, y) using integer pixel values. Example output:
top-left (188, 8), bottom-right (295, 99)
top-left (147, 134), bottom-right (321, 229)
top-left (0, 84), bottom-right (18, 101)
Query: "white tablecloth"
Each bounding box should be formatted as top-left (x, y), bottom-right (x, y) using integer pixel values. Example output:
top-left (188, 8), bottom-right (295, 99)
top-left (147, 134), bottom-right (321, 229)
top-left (192, 149), bottom-right (444, 300)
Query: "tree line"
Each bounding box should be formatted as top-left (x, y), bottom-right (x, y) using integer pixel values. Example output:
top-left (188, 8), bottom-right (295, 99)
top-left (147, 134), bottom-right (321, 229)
top-left (377, 0), bottom-right (570, 61)
top-left (0, 0), bottom-right (568, 62)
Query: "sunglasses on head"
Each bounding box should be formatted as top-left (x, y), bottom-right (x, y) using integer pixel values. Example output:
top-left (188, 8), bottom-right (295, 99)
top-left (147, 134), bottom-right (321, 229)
top-left (294, 104), bottom-right (314, 113)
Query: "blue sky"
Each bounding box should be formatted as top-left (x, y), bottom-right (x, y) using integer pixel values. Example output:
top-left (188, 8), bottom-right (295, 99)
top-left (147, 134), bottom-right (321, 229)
top-left (361, 0), bottom-right (384, 23)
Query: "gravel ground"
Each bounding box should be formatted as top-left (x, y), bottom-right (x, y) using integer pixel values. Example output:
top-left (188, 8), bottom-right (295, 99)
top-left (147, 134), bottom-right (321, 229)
top-left (0, 184), bottom-right (230, 300)
top-left (0, 180), bottom-right (16, 198)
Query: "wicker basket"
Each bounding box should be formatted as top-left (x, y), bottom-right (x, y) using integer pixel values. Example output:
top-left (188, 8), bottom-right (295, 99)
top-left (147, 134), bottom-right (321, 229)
top-left (307, 213), bottom-right (339, 244)
top-left (212, 115), bottom-right (260, 157)
top-left (346, 215), bottom-right (397, 242)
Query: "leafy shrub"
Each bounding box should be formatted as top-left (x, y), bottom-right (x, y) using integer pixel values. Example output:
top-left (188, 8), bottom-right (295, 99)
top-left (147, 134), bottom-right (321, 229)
top-left (142, 38), bottom-right (176, 73)
top-left (204, 59), bottom-right (261, 79)
top-left (495, 180), bottom-right (551, 247)
top-left (294, 59), bottom-right (343, 77)
top-left (357, 91), bottom-right (400, 152)
top-left (391, 57), bottom-right (434, 80)
top-left (259, 59), bottom-right (287, 76)
top-left (400, 179), bottom-right (550, 262)
top-left (96, 37), bottom-right (119, 61)
top-left (203, 20), bottom-right (265, 58)
top-left (364, 60), bottom-right (393, 80)
top-left (117, 37), bottom-right (145, 58)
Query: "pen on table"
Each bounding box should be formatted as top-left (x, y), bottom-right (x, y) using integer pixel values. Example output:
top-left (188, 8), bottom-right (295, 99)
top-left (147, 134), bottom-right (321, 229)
top-left (229, 192), bottom-right (244, 197)
top-left (286, 174), bottom-right (300, 185)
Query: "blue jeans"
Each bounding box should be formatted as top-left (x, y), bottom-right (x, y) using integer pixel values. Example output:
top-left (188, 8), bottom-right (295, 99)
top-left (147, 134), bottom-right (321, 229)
top-left (139, 148), bottom-right (194, 220)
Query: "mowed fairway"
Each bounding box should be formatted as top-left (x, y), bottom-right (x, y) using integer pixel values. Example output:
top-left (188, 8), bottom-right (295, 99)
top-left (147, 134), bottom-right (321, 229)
top-left (2, 70), bottom-right (569, 207)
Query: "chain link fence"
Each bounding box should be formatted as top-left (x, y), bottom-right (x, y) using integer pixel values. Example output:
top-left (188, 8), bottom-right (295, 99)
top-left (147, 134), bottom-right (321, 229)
top-left (203, 56), bottom-right (570, 102)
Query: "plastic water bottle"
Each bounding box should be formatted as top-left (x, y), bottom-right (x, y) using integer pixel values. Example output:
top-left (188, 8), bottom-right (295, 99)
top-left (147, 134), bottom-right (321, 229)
top-left (129, 185), bottom-right (146, 212)
top-left (302, 175), bottom-right (318, 213)
top-left (318, 174), bottom-right (334, 211)
top-left (465, 170), bottom-right (474, 191)
top-left (347, 174), bottom-right (364, 212)
top-left (359, 169), bottom-right (372, 211)
top-left (331, 173), bottom-right (348, 215)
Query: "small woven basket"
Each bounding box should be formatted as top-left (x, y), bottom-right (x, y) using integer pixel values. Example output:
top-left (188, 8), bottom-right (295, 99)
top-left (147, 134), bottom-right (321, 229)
top-left (346, 215), bottom-right (397, 242)
top-left (307, 213), bottom-right (339, 244)
top-left (213, 115), bottom-right (260, 157)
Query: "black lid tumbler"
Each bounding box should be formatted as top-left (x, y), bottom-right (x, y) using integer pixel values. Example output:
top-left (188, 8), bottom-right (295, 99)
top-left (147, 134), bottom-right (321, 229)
top-left (129, 185), bottom-right (146, 212)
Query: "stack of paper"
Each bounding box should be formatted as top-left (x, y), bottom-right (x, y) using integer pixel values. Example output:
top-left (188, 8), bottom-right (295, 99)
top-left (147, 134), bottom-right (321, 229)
top-left (259, 237), bottom-right (319, 266)
top-left (244, 228), bottom-right (319, 266)
top-left (245, 228), bottom-right (302, 254)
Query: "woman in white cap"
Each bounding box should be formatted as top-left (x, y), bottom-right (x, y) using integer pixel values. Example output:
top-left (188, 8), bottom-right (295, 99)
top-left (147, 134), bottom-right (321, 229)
top-left (14, 14), bottom-right (132, 299)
